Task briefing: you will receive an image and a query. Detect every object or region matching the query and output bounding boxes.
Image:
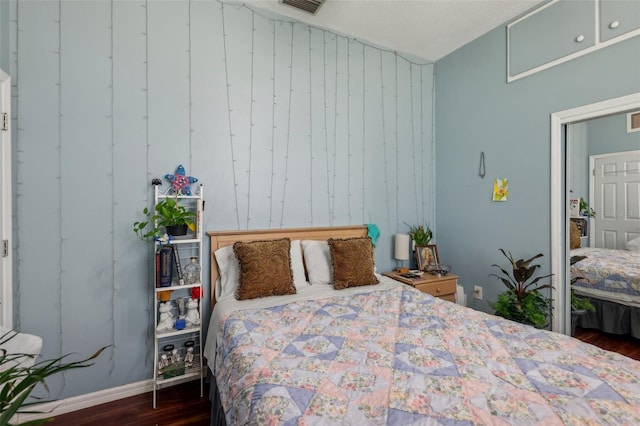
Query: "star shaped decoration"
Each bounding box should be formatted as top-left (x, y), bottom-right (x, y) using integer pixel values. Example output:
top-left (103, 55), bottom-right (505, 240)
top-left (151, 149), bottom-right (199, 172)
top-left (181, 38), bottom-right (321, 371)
top-left (164, 165), bottom-right (198, 195)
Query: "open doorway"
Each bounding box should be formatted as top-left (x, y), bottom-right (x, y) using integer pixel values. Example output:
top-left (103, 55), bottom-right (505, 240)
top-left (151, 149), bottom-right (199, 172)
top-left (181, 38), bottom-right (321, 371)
top-left (550, 93), bottom-right (640, 335)
top-left (0, 69), bottom-right (11, 329)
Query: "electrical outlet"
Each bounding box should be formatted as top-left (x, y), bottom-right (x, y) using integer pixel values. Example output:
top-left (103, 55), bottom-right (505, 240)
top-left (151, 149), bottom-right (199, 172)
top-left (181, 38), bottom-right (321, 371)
top-left (473, 285), bottom-right (483, 300)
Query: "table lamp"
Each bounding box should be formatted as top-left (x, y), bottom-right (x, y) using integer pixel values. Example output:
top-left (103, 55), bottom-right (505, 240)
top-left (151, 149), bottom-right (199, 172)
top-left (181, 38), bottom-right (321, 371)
top-left (394, 234), bottom-right (410, 274)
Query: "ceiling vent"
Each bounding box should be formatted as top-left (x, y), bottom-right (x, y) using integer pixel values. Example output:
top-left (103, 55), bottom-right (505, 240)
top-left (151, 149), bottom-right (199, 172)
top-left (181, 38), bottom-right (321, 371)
top-left (280, 0), bottom-right (325, 15)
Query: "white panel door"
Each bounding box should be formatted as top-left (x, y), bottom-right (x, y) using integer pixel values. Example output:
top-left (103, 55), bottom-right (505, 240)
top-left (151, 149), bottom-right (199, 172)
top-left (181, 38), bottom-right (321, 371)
top-left (591, 150), bottom-right (640, 249)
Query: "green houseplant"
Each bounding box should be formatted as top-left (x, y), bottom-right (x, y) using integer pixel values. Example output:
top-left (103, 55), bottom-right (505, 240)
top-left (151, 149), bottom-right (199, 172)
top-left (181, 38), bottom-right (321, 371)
top-left (406, 223), bottom-right (432, 246)
top-left (579, 197), bottom-right (596, 217)
top-left (0, 331), bottom-right (106, 425)
top-left (490, 249), bottom-right (553, 329)
top-left (133, 197), bottom-right (196, 241)
top-left (569, 254), bottom-right (595, 335)
top-left (570, 254), bottom-right (595, 311)
top-left (571, 291), bottom-right (595, 312)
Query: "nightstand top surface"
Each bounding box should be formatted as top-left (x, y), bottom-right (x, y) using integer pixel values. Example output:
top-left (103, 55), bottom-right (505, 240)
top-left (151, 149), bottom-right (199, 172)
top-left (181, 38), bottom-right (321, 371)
top-left (383, 271), bottom-right (458, 286)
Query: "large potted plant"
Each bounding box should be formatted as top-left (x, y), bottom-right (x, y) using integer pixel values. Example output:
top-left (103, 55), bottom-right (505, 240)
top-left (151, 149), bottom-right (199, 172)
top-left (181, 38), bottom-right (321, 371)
top-left (490, 249), bottom-right (553, 329)
top-left (133, 197), bottom-right (196, 241)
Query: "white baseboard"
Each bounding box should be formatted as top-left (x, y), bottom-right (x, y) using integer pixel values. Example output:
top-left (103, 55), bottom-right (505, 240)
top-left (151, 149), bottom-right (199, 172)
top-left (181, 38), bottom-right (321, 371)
top-left (13, 379), bottom-right (154, 423)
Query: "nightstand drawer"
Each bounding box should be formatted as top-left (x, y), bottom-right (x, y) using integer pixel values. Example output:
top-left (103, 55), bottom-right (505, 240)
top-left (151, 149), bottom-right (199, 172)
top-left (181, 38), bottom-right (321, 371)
top-left (414, 279), bottom-right (456, 298)
top-left (438, 293), bottom-right (457, 303)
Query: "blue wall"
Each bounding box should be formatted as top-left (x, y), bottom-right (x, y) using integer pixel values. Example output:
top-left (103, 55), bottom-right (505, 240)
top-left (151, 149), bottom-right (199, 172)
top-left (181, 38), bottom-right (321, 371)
top-left (588, 111), bottom-right (640, 155)
top-left (4, 0), bottom-right (434, 399)
top-left (435, 21), bottom-right (640, 312)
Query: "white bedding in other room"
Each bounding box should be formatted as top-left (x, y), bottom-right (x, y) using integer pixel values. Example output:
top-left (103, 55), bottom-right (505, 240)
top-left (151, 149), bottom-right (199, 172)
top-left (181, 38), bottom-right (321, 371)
top-left (571, 247), bottom-right (640, 304)
top-left (573, 286), bottom-right (640, 308)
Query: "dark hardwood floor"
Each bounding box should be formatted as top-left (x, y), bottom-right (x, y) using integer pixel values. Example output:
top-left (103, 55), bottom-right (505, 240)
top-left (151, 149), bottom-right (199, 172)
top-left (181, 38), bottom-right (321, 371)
top-left (48, 380), bottom-right (210, 426)
top-left (47, 328), bottom-right (640, 425)
top-left (573, 326), bottom-right (640, 360)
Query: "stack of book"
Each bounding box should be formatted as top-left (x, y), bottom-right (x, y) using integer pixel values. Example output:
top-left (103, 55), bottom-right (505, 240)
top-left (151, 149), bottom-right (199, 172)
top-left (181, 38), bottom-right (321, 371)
top-left (155, 244), bottom-right (184, 287)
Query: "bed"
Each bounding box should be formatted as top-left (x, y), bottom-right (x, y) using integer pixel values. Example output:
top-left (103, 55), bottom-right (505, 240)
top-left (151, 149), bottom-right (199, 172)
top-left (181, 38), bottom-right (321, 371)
top-left (205, 226), bottom-right (640, 425)
top-left (571, 247), bottom-right (640, 337)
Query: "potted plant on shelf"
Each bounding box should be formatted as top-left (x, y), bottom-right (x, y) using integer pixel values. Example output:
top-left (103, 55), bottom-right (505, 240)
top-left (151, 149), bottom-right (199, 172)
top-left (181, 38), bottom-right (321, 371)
top-left (490, 249), bottom-right (553, 329)
top-left (570, 254), bottom-right (595, 336)
top-left (133, 197), bottom-right (196, 241)
top-left (579, 197), bottom-right (596, 217)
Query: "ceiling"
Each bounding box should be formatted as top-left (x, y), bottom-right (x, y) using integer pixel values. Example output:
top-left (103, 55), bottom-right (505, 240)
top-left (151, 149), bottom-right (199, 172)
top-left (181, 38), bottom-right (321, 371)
top-left (244, 0), bottom-right (547, 62)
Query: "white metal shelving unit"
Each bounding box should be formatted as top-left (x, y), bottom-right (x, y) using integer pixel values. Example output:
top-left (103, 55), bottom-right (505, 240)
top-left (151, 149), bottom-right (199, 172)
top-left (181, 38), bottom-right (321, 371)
top-left (151, 183), bottom-right (204, 408)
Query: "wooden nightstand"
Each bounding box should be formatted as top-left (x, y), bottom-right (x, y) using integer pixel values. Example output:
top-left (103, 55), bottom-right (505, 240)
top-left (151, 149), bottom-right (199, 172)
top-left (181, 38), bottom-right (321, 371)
top-left (383, 271), bottom-right (457, 302)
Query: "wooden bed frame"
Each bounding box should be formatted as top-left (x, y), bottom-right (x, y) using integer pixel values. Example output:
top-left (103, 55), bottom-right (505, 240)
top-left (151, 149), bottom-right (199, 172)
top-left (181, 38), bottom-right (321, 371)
top-left (207, 225), bottom-right (368, 307)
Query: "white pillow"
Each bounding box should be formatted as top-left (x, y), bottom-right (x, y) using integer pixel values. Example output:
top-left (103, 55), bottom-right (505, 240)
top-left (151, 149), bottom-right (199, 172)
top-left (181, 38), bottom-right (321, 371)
top-left (290, 240), bottom-right (307, 287)
top-left (301, 240), bottom-right (332, 286)
top-left (627, 237), bottom-right (640, 253)
top-left (214, 239), bottom-right (307, 300)
top-left (214, 245), bottom-right (239, 301)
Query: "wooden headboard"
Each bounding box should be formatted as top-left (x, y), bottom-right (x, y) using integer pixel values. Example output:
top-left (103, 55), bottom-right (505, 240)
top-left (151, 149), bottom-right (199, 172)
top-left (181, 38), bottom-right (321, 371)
top-left (207, 225), bottom-right (368, 308)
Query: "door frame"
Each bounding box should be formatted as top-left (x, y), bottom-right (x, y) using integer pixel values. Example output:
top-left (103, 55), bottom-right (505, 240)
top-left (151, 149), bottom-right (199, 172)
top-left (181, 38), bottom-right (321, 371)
top-left (0, 69), bottom-right (11, 329)
top-left (550, 92), bottom-right (640, 334)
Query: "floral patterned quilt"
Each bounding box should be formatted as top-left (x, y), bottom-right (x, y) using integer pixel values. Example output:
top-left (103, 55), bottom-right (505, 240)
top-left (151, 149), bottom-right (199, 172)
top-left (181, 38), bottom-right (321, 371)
top-left (571, 248), bottom-right (640, 297)
top-left (214, 285), bottom-right (640, 425)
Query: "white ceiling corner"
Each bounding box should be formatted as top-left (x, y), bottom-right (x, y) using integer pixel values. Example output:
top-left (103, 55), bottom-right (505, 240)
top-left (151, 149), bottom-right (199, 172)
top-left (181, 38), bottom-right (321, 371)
top-left (244, 0), bottom-right (547, 62)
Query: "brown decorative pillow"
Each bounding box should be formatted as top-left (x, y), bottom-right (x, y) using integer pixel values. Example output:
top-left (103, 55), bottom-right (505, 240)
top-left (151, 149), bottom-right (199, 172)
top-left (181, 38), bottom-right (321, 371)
top-left (328, 237), bottom-right (379, 290)
top-left (233, 238), bottom-right (296, 300)
top-left (570, 221), bottom-right (581, 249)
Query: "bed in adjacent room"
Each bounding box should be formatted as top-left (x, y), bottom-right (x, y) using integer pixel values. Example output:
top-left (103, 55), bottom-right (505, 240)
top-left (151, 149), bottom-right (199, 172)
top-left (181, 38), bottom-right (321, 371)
top-left (571, 246), bottom-right (640, 337)
top-left (205, 226), bottom-right (640, 425)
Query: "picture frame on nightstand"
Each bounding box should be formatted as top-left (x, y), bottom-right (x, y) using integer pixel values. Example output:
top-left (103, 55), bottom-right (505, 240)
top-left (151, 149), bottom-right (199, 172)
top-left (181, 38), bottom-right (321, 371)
top-left (415, 244), bottom-right (439, 270)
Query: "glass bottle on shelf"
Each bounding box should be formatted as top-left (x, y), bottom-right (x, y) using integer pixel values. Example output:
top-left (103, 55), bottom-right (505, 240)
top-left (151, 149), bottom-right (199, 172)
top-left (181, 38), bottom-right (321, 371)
top-left (183, 257), bottom-right (201, 285)
top-left (174, 298), bottom-right (186, 330)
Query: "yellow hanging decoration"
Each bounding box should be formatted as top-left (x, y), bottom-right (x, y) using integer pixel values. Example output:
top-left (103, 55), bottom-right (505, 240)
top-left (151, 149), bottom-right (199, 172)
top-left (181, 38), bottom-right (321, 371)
top-left (493, 178), bottom-right (508, 202)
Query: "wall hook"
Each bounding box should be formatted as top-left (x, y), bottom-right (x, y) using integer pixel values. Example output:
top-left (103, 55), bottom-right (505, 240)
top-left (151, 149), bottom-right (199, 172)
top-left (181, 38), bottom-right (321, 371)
top-left (479, 152), bottom-right (486, 178)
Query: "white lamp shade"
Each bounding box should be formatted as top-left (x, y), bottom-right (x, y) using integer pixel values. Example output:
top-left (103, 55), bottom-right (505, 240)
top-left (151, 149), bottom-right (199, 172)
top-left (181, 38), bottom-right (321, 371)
top-left (394, 234), bottom-right (410, 261)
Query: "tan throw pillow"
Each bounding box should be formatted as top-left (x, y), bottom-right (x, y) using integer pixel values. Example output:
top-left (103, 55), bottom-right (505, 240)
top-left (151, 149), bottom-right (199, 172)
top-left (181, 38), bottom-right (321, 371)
top-left (233, 238), bottom-right (296, 300)
top-left (570, 221), bottom-right (581, 249)
top-left (328, 237), bottom-right (379, 290)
